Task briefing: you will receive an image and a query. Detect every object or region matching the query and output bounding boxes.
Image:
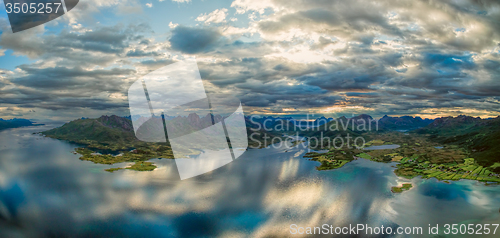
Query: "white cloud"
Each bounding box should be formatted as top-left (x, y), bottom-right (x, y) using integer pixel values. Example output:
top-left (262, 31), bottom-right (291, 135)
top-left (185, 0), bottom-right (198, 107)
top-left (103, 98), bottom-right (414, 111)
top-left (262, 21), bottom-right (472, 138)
top-left (196, 8), bottom-right (228, 24)
top-left (231, 0), bottom-right (277, 14)
top-left (1, 0), bottom-right (499, 119)
top-left (168, 22), bottom-right (179, 28)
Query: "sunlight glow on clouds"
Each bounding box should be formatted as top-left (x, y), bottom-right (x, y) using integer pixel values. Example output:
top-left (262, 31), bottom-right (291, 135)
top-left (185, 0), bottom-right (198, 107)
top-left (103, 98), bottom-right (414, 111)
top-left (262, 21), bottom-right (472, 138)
top-left (0, 0), bottom-right (499, 120)
top-left (231, 0), bottom-right (276, 14)
top-left (196, 8), bottom-right (228, 24)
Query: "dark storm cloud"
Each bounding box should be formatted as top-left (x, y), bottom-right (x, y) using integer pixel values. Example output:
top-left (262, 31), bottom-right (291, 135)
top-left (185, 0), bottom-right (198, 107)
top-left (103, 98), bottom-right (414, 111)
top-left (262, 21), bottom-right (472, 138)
top-left (12, 65), bottom-right (135, 89)
top-left (380, 53), bottom-right (404, 67)
top-left (195, 57), bottom-right (341, 108)
top-left (302, 73), bottom-right (379, 91)
top-left (0, 22), bottom-right (167, 117)
top-left (236, 80), bottom-right (326, 96)
top-left (55, 27), bottom-right (130, 54)
top-left (1, 0), bottom-right (500, 118)
top-left (169, 26), bottom-right (222, 54)
top-left (0, 84), bottom-right (128, 111)
top-left (483, 59), bottom-right (500, 72)
top-left (0, 65), bottom-right (135, 112)
top-left (138, 59), bottom-right (175, 67)
top-left (222, 0), bottom-right (500, 116)
top-left (258, 9), bottom-right (340, 33)
top-left (125, 49), bottom-right (161, 57)
top-left (194, 33), bottom-right (496, 114)
top-left (239, 92), bottom-right (342, 108)
top-left (310, 36), bottom-right (337, 50)
top-left (198, 57), bottom-right (326, 87)
top-left (295, 57), bottom-right (396, 91)
top-left (0, 23), bottom-right (152, 63)
top-left (258, 3), bottom-right (403, 40)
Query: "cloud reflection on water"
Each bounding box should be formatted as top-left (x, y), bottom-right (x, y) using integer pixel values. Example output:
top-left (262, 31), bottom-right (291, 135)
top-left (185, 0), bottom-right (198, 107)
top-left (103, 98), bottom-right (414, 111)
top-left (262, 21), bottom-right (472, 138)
top-left (1, 126), bottom-right (500, 237)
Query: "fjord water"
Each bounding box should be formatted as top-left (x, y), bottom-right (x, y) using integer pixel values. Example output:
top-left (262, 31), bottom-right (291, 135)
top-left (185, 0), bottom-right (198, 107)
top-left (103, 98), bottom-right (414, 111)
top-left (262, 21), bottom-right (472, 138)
top-left (1, 126), bottom-right (500, 237)
top-left (364, 144), bottom-right (401, 150)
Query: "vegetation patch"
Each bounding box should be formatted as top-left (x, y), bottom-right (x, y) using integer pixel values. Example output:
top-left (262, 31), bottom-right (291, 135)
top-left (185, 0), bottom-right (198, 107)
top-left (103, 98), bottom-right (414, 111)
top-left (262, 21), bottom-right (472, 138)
top-left (105, 161), bottom-right (157, 172)
top-left (305, 131), bottom-right (500, 184)
top-left (105, 168), bottom-right (123, 173)
top-left (126, 161), bottom-right (157, 171)
top-left (391, 183), bottom-right (413, 193)
top-left (356, 153), bottom-right (371, 159)
top-left (305, 148), bottom-right (362, 170)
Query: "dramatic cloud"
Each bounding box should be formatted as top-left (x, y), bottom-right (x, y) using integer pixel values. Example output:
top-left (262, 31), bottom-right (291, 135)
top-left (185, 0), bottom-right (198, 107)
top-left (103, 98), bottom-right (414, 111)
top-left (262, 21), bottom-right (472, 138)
top-left (169, 26), bottom-right (222, 54)
top-left (196, 8), bottom-right (228, 24)
top-left (0, 0), bottom-right (499, 120)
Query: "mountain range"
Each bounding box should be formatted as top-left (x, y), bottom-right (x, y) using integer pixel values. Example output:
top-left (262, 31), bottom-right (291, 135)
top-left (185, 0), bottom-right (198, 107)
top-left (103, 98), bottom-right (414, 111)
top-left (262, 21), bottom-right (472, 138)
top-left (42, 114), bottom-right (282, 150)
top-left (248, 114), bottom-right (433, 133)
top-left (40, 114), bottom-right (500, 168)
top-left (379, 115), bottom-right (433, 130)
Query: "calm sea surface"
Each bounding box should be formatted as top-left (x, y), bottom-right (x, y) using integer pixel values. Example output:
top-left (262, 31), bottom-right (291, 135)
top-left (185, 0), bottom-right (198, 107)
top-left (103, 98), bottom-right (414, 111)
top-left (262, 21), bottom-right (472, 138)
top-left (1, 125), bottom-right (499, 237)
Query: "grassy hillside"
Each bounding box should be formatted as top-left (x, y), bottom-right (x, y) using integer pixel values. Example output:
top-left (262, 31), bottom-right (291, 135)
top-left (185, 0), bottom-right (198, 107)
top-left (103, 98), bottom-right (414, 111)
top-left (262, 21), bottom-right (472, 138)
top-left (245, 114), bottom-right (434, 149)
top-left (43, 114), bottom-right (283, 150)
top-left (245, 118), bottom-right (286, 148)
top-left (42, 115), bottom-right (140, 150)
top-left (414, 115), bottom-right (500, 168)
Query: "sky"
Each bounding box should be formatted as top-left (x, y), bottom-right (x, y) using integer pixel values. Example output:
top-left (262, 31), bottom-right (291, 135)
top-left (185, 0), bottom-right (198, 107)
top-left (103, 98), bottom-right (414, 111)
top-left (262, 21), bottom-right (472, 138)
top-left (0, 0), bottom-right (499, 121)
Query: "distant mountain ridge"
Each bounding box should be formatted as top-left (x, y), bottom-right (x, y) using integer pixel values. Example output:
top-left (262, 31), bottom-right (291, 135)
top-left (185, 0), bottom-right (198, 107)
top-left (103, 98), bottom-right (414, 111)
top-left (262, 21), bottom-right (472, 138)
top-left (0, 118), bottom-right (38, 131)
top-left (246, 114), bottom-right (434, 132)
top-left (42, 113), bottom-right (499, 165)
top-left (379, 115), bottom-right (434, 130)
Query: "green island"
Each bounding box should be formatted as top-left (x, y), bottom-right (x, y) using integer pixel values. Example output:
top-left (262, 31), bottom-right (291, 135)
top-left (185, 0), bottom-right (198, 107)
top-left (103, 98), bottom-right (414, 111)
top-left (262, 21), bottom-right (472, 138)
top-left (304, 147), bottom-right (362, 170)
top-left (75, 147), bottom-right (171, 172)
top-left (391, 183), bottom-right (413, 193)
top-left (0, 118), bottom-right (40, 131)
top-left (301, 114), bottom-right (500, 194)
top-left (105, 162), bottom-right (157, 172)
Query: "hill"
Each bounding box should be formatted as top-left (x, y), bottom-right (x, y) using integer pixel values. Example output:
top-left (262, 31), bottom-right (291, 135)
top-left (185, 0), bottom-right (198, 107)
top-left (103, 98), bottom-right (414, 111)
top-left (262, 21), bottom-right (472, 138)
top-left (42, 114), bottom-right (282, 150)
top-left (294, 114), bottom-right (432, 148)
top-left (414, 115), bottom-right (500, 168)
top-left (41, 114), bottom-right (283, 172)
top-left (42, 115), bottom-right (139, 150)
top-left (0, 118), bottom-right (37, 131)
top-left (379, 115), bottom-right (433, 131)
